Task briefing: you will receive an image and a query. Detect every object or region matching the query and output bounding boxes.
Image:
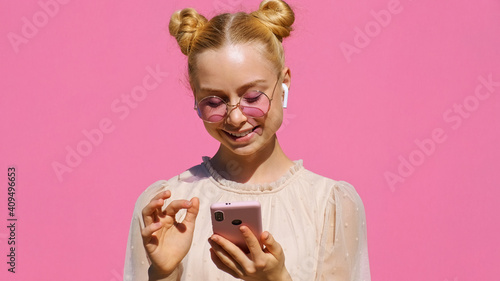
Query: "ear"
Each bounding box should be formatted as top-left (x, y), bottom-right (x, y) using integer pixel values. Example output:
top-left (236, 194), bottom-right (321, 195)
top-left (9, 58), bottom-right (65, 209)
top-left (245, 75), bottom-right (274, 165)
top-left (281, 66), bottom-right (291, 89)
top-left (280, 67), bottom-right (291, 107)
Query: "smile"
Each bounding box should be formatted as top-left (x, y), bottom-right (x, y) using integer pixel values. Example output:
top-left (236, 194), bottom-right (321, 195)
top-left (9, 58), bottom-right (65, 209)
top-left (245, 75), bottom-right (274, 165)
top-left (226, 128), bottom-right (254, 137)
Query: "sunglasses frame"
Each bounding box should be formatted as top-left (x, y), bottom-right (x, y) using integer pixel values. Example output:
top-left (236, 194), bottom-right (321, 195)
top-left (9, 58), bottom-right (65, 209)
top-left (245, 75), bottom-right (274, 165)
top-left (194, 75), bottom-right (281, 123)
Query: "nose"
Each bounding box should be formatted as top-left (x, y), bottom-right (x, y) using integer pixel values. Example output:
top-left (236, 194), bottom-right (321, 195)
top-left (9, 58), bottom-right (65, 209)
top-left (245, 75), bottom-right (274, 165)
top-left (226, 103), bottom-right (248, 126)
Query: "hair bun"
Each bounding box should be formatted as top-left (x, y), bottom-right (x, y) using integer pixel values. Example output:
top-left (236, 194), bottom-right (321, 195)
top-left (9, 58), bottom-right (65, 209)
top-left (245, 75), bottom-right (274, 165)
top-left (169, 8), bottom-right (208, 55)
top-left (251, 0), bottom-right (295, 42)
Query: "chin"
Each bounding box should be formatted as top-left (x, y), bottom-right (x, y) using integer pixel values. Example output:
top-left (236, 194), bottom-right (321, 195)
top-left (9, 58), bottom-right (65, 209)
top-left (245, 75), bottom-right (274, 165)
top-left (223, 142), bottom-right (261, 156)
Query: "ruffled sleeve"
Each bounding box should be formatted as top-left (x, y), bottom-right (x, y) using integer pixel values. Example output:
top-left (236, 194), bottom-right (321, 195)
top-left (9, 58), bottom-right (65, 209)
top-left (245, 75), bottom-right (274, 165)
top-left (316, 181), bottom-right (371, 281)
top-left (123, 180), bottom-right (180, 281)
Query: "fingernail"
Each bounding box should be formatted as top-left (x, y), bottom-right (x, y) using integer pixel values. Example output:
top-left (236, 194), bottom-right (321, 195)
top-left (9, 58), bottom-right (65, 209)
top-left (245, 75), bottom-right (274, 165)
top-left (186, 200), bottom-right (192, 207)
top-left (263, 232), bottom-right (270, 240)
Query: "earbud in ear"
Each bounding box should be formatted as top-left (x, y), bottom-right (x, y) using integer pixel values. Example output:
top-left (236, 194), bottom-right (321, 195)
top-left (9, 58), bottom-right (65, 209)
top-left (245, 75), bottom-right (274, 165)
top-left (282, 83), bottom-right (289, 108)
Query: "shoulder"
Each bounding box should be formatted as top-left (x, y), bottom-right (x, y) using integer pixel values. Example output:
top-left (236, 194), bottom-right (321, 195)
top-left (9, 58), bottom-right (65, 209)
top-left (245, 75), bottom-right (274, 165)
top-left (132, 162), bottom-right (209, 213)
top-left (297, 167), bottom-right (365, 207)
top-left (331, 180), bottom-right (363, 202)
top-left (295, 166), bottom-right (336, 187)
top-left (295, 167), bottom-right (345, 193)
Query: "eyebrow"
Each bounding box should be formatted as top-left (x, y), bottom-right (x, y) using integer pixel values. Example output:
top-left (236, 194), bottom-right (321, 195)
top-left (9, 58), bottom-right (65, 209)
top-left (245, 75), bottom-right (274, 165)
top-left (199, 79), bottom-right (268, 95)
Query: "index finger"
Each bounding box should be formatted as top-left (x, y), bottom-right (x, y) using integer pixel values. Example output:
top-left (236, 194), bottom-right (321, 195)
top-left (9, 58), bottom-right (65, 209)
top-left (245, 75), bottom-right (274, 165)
top-left (240, 226), bottom-right (264, 260)
top-left (141, 190), bottom-right (171, 226)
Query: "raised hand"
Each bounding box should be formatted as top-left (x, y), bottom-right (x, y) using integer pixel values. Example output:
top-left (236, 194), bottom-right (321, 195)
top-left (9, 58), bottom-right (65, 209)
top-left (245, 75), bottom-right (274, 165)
top-left (141, 190), bottom-right (199, 279)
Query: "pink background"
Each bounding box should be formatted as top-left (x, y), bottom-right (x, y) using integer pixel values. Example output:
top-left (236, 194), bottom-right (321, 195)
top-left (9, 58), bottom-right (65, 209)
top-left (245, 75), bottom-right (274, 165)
top-left (1, 0), bottom-right (499, 280)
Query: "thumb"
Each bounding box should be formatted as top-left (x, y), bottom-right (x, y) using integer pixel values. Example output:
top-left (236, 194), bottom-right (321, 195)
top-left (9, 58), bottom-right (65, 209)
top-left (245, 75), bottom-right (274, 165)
top-left (261, 231), bottom-right (283, 257)
top-left (183, 197), bottom-right (199, 224)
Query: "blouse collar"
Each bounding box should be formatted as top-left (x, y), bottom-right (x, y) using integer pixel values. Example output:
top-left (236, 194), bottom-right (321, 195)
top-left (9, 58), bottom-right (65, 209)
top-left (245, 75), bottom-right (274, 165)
top-left (201, 156), bottom-right (304, 193)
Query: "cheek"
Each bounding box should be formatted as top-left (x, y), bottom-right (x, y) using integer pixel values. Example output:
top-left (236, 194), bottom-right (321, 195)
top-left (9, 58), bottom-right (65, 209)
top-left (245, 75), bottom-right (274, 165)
top-left (266, 103), bottom-right (284, 131)
top-left (203, 123), bottom-right (221, 139)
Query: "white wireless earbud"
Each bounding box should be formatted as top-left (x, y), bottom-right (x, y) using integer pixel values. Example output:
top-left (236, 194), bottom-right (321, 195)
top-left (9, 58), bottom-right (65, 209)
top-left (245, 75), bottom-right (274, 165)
top-left (282, 83), bottom-right (289, 108)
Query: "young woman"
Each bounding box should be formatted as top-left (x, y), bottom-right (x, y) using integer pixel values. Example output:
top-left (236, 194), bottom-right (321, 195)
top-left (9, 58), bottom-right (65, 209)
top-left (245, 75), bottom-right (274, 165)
top-left (124, 1), bottom-right (371, 280)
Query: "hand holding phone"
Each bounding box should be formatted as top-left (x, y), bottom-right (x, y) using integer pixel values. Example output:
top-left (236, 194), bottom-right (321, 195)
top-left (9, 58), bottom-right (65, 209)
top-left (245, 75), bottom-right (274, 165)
top-left (210, 201), bottom-right (263, 252)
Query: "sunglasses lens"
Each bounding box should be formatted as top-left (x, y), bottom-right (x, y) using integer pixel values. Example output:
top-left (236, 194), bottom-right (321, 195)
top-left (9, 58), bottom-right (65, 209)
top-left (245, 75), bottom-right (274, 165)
top-left (240, 91), bottom-right (270, 117)
top-left (197, 97), bottom-right (226, 122)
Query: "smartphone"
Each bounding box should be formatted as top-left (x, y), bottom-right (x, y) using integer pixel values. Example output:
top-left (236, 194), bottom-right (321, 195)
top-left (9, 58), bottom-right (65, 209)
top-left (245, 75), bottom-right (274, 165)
top-left (210, 201), bottom-right (263, 252)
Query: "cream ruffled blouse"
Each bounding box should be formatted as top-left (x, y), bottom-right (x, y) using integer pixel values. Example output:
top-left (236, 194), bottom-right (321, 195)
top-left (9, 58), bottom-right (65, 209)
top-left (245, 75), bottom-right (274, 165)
top-left (124, 157), bottom-right (371, 281)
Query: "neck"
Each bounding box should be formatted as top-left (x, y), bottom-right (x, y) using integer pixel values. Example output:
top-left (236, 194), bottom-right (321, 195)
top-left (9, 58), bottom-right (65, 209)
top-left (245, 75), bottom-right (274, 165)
top-left (210, 135), bottom-right (294, 184)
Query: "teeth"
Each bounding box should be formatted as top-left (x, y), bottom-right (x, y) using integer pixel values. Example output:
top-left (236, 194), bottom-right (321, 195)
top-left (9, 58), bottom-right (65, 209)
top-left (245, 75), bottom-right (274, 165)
top-left (228, 129), bottom-right (253, 137)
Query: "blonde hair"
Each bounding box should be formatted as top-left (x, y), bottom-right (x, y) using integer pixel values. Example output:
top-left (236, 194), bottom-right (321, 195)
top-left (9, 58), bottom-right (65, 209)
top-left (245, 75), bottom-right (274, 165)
top-left (168, 0), bottom-right (295, 89)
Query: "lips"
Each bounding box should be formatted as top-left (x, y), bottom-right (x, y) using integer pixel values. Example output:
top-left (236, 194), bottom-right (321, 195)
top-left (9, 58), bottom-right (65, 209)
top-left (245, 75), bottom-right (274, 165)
top-left (224, 126), bottom-right (258, 140)
top-left (227, 129), bottom-right (253, 137)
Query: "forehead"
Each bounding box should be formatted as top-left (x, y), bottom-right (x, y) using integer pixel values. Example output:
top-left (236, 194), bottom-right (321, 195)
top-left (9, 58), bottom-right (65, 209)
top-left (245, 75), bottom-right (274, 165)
top-left (194, 44), bottom-right (277, 89)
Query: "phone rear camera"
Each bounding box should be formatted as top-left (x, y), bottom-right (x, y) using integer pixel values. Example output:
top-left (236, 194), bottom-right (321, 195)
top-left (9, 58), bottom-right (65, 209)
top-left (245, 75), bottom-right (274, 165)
top-left (214, 211), bottom-right (224, 221)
